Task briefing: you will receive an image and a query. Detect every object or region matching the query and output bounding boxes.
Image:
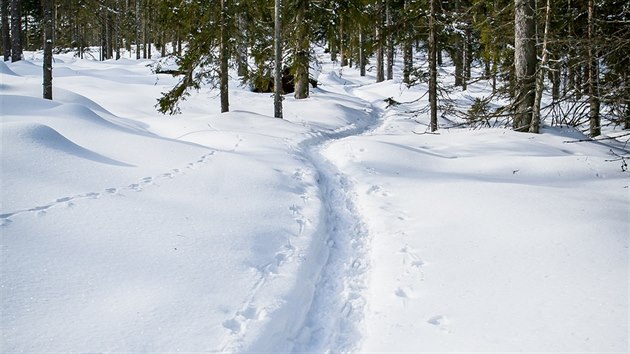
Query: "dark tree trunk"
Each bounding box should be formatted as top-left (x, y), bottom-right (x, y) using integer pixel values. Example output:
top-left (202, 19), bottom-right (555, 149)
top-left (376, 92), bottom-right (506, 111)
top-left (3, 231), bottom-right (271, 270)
top-left (386, 0), bottom-right (393, 80)
top-left (294, 0), bottom-right (309, 99)
top-left (375, 0), bottom-right (384, 83)
top-left (359, 25), bottom-right (366, 77)
top-left (43, 0), bottom-right (53, 100)
top-left (220, 0), bottom-right (229, 112)
top-left (237, 12), bottom-right (248, 77)
top-left (10, 0), bottom-right (21, 62)
top-left (2, 0), bottom-right (10, 61)
top-left (135, 0), bottom-right (140, 59)
top-left (513, 0), bottom-right (536, 131)
top-left (402, 0), bottom-right (412, 85)
top-left (115, 0), bottom-right (121, 60)
top-left (274, 0), bottom-right (283, 118)
top-left (429, 0), bottom-right (438, 132)
top-left (587, 0), bottom-right (600, 137)
top-left (339, 15), bottom-right (347, 66)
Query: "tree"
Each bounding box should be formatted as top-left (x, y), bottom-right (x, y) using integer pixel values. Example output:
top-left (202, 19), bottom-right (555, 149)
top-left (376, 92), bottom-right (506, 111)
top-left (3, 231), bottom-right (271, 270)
top-left (274, 0), bottom-right (283, 118)
top-left (530, 0), bottom-right (552, 133)
top-left (293, 0), bottom-right (310, 99)
top-left (42, 0), bottom-right (52, 99)
top-left (428, 0), bottom-right (438, 131)
top-left (220, 0), bottom-right (229, 112)
top-left (513, 0), bottom-right (536, 131)
top-left (10, 0), bottom-right (22, 61)
top-left (1, 0), bottom-right (9, 61)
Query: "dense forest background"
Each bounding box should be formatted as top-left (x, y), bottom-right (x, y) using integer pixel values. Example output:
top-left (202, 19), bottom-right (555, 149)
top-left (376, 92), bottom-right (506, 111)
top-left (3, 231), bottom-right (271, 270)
top-left (2, 0), bottom-right (629, 135)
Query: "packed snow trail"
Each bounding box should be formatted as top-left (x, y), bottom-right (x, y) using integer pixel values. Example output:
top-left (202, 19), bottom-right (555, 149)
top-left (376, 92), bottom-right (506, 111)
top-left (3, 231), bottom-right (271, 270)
top-left (289, 82), bottom-right (384, 353)
top-left (234, 71), bottom-right (385, 353)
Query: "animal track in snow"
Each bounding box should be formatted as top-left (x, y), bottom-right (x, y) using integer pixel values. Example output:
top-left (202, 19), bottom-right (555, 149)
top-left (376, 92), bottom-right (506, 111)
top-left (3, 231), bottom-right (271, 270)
top-left (427, 315), bottom-right (451, 333)
top-left (0, 150), bottom-right (216, 225)
top-left (366, 184), bottom-right (390, 197)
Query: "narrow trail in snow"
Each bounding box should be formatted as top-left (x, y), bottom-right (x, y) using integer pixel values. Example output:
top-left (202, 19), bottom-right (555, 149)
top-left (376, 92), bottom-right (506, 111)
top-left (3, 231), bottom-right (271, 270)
top-left (289, 80), bottom-right (385, 353)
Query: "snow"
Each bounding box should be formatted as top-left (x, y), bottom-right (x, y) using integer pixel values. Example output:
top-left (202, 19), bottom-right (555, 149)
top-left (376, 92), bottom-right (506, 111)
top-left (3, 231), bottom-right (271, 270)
top-left (1, 50), bottom-right (628, 353)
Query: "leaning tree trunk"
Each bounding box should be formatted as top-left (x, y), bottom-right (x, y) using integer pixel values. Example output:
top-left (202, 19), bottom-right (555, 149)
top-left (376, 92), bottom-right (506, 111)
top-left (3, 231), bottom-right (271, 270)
top-left (428, 0), bottom-right (438, 132)
top-left (274, 0), bottom-right (283, 118)
top-left (43, 0), bottom-right (53, 100)
top-left (219, 0), bottom-right (229, 112)
top-left (294, 0), bottom-right (310, 99)
top-left (513, 0), bottom-right (536, 131)
top-left (1, 0), bottom-right (10, 61)
top-left (10, 0), bottom-right (21, 62)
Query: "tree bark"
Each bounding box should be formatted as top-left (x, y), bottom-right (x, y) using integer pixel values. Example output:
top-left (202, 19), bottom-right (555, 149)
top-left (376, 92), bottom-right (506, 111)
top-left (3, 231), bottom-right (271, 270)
top-left (220, 0), bottom-right (229, 112)
top-left (135, 0), bottom-right (140, 59)
top-left (294, 0), bottom-right (309, 99)
top-left (429, 0), bottom-right (438, 132)
top-left (237, 12), bottom-right (248, 77)
top-left (274, 0), bottom-right (283, 118)
top-left (359, 24), bottom-right (366, 77)
top-left (1, 0), bottom-right (10, 61)
top-left (43, 0), bottom-right (53, 100)
top-left (530, 0), bottom-right (552, 134)
top-left (375, 0), bottom-right (384, 83)
top-left (10, 0), bottom-right (21, 62)
top-left (402, 0), bottom-right (412, 85)
top-left (587, 0), bottom-right (600, 137)
top-left (339, 15), bottom-right (347, 66)
top-left (513, 0), bottom-right (536, 131)
top-left (386, 0), bottom-right (393, 80)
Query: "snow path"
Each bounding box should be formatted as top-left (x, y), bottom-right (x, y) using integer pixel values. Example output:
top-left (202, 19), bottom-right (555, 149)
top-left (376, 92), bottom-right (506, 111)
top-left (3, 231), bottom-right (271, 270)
top-left (286, 80), bottom-right (385, 353)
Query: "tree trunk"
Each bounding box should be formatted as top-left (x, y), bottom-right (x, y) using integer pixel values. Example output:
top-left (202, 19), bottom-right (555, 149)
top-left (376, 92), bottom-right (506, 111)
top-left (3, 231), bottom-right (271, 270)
top-left (294, 0), bottom-right (309, 99)
top-left (339, 15), bottom-right (347, 66)
top-left (513, 0), bottom-right (536, 131)
top-left (375, 1), bottom-right (384, 83)
top-left (359, 24), bottom-right (366, 76)
top-left (625, 72), bottom-right (630, 130)
top-left (403, 0), bottom-right (412, 85)
top-left (587, 0), bottom-right (600, 137)
top-left (220, 0), bottom-right (229, 112)
top-left (1, 0), bottom-right (10, 61)
top-left (237, 12), bottom-right (248, 77)
top-left (530, 0), bottom-right (552, 134)
top-left (386, 0), bottom-right (393, 80)
top-left (10, 0), bottom-right (21, 62)
top-left (115, 0), bottom-right (121, 60)
top-left (43, 0), bottom-right (53, 100)
top-left (429, 0), bottom-right (438, 132)
top-left (135, 0), bottom-right (140, 59)
top-left (274, 0), bottom-right (283, 118)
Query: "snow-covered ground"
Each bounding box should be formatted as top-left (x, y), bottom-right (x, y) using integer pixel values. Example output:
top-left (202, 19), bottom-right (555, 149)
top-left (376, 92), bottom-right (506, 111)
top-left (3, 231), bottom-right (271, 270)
top-left (1, 49), bottom-right (628, 353)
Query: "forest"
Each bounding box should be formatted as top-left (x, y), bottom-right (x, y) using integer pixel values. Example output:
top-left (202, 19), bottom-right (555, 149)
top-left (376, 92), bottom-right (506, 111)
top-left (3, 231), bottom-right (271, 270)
top-left (2, 1), bottom-right (629, 352)
top-left (2, 0), bottom-right (629, 136)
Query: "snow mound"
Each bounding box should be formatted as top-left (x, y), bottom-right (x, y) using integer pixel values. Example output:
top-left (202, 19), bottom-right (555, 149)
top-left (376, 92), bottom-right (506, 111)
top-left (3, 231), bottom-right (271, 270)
top-left (0, 95), bottom-right (61, 114)
top-left (2, 122), bottom-right (131, 167)
top-left (0, 60), bottom-right (19, 76)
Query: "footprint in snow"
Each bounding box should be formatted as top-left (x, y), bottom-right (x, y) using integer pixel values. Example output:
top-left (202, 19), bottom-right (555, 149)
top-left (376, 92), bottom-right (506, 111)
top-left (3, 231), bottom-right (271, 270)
top-left (222, 318), bottom-right (241, 334)
top-left (366, 185), bottom-right (390, 197)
